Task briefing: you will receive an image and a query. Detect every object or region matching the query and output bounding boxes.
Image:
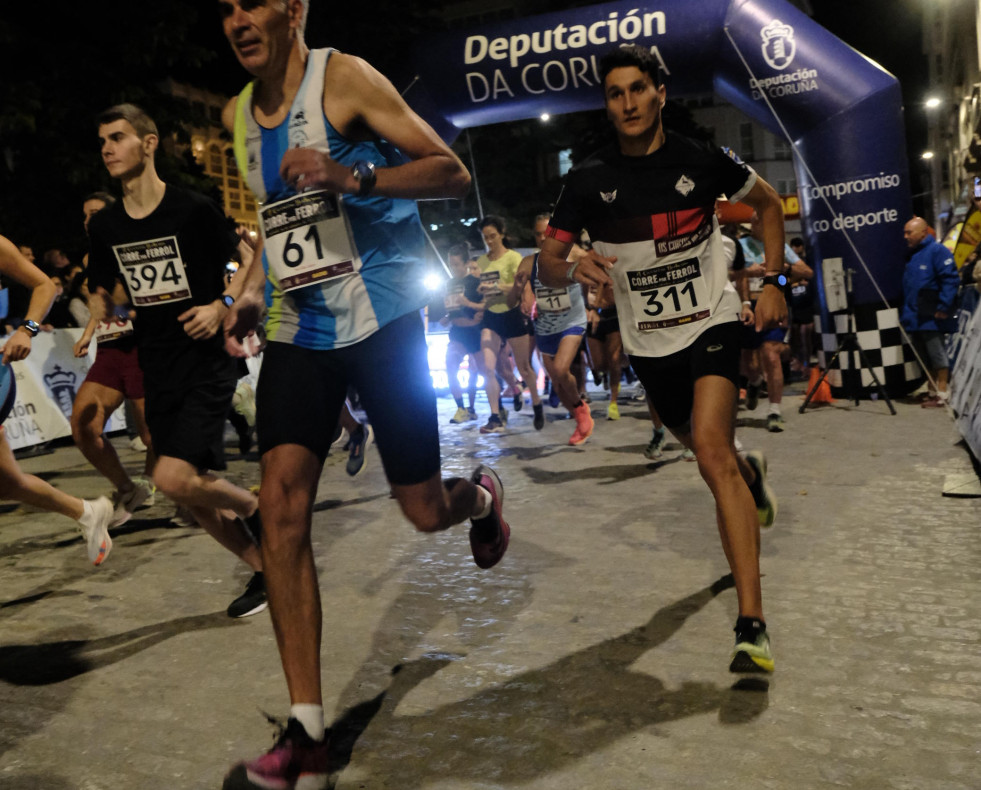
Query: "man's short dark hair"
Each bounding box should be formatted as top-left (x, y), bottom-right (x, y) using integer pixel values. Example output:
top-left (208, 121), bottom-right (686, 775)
top-left (598, 44), bottom-right (662, 89)
top-left (84, 191), bottom-right (116, 207)
top-left (447, 243), bottom-right (470, 262)
top-left (96, 103), bottom-right (158, 139)
top-left (790, 237), bottom-right (805, 247)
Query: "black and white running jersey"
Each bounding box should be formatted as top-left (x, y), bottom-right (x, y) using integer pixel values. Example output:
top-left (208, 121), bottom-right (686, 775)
top-left (547, 131), bottom-right (756, 357)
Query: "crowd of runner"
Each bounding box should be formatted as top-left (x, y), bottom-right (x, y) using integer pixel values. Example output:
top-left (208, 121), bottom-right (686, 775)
top-left (0, 3), bottom-right (797, 788)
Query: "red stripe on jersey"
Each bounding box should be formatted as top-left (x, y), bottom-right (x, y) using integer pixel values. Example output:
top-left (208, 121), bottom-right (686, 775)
top-left (651, 207), bottom-right (709, 239)
top-left (546, 225), bottom-right (578, 244)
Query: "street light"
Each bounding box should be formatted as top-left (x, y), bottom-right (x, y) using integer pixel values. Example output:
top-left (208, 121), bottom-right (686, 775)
top-left (922, 151), bottom-right (935, 159)
top-left (925, 96), bottom-right (942, 109)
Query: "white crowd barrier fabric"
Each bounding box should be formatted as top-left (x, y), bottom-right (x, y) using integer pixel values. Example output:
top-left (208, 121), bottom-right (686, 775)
top-left (950, 300), bottom-right (981, 462)
top-left (1, 329), bottom-right (126, 451)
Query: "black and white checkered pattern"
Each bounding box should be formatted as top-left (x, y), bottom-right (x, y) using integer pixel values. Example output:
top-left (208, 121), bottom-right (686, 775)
top-left (814, 302), bottom-right (923, 397)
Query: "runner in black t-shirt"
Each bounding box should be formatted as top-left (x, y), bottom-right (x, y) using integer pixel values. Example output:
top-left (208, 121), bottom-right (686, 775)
top-left (539, 45), bottom-right (786, 675)
top-left (86, 103), bottom-right (265, 617)
top-left (442, 244), bottom-right (483, 424)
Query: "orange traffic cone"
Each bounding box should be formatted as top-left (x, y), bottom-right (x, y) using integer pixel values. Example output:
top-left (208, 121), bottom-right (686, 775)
top-left (805, 366), bottom-right (834, 404)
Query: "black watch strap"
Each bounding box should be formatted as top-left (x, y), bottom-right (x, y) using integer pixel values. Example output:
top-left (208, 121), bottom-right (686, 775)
top-left (762, 273), bottom-right (788, 288)
top-left (21, 319), bottom-right (40, 337)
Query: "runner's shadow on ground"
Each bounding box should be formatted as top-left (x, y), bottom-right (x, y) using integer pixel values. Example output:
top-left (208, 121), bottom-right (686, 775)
top-left (522, 461), bottom-right (663, 486)
top-left (313, 492), bottom-right (391, 512)
top-left (0, 611), bottom-right (240, 686)
top-left (325, 574), bottom-right (767, 786)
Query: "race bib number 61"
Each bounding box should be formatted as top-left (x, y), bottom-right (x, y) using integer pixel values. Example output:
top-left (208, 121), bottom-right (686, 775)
top-left (260, 190), bottom-right (359, 293)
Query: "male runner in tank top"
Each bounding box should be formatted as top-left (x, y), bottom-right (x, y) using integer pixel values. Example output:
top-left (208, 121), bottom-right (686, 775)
top-left (217, 2), bottom-right (511, 787)
top-left (86, 103), bottom-right (266, 618)
top-left (539, 45), bottom-right (784, 676)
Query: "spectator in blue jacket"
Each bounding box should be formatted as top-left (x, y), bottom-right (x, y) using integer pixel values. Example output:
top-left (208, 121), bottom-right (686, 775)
top-left (901, 217), bottom-right (960, 407)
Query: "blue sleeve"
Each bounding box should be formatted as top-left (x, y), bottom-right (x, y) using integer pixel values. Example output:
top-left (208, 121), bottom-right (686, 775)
top-left (934, 246), bottom-right (960, 311)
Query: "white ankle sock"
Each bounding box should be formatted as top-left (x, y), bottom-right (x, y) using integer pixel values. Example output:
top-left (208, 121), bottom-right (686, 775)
top-left (290, 704), bottom-right (325, 741)
top-left (78, 500), bottom-right (96, 527)
top-left (472, 485), bottom-right (492, 520)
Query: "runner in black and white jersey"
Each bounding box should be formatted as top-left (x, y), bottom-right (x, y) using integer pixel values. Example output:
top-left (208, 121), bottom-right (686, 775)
top-left (539, 45), bottom-right (786, 674)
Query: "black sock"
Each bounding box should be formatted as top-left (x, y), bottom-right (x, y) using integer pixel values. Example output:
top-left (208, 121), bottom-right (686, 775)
top-left (734, 616), bottom-right (766, 642)
top-left (533, 403), bottom-right (543, 413)
top-left (454, 396), bottom-right (464, 409)
top-left (747, 468), bottom-right (763, 501)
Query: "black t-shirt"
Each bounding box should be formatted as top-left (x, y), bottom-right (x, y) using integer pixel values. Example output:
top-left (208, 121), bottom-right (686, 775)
top-left (444, 274), bottom-right (481, 322)
top-left (87, 185), bottom-right (238, 390)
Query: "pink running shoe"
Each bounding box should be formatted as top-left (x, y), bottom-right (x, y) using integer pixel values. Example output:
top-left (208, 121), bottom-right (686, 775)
top-left (469, 465), bottom-right (510, 569)
top-left (223, 718), bottom-right (329, 790)
top-left (568, 402), bottom-right (594, 446)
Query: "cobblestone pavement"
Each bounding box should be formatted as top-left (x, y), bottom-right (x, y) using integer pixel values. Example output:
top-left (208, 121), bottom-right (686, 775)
top-left (1, 379), bottom-right (979, 789)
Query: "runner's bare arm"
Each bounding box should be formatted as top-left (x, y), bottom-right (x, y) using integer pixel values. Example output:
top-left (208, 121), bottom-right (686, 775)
top-left (506, 256), bottom-right (534, 309)
top-left (279, 54), bottom-right (470, 200)
top-left (739, 178), bottom-right (788, 330)
top-left (224, 234), bottom-right (267, 356)
top-left (538, 237), bottom-right (615, 290)
top-left (0, 236), bottom-right (57, 362)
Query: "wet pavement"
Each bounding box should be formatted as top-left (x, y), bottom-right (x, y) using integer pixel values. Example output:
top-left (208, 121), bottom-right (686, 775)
top-left (1, 378), bottom-right (980, 789)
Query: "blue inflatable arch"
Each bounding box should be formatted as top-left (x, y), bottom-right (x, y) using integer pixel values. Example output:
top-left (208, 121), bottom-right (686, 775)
top-left (408, 0), bottom-right (918, 393)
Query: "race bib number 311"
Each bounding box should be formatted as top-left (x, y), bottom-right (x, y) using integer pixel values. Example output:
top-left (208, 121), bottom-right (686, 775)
top-left (261, 191), bottom-right (358, 293)
top-left (626, 257), bottom-right (710, 331)
top-left (113, 236), bottom-right (190, 306)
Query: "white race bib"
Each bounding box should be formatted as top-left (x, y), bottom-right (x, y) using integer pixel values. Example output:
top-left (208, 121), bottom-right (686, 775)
top-left (94, 317), bottom-right (134, 343)
top-left (113, 236), bottom-right (190, 306)
top-left (260, 191), bottom-right (358, 293)
top-left (625, 258), bottom-right (711, 331)
top-left (535, 287), bottom-right (572, 314)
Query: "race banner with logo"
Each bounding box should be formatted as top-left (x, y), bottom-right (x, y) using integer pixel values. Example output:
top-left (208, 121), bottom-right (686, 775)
top-left (408, 0), bottom-right (911, 311)
top-left (1, 329), bottom-right (126, 450)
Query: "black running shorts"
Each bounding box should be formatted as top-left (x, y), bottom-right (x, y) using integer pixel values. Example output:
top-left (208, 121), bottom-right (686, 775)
top-left (256, 310), bottom-right (441, 486)
top-left (145, 376), bottom-right (236, 471)
top-left (629, 321), bottom-right (741, 429)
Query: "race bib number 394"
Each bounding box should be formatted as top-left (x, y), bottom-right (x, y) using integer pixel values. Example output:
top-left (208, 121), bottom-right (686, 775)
top-left (113, 236), bottom-right (190, 306)
top-left (260, 191), bottom-right (359, 293)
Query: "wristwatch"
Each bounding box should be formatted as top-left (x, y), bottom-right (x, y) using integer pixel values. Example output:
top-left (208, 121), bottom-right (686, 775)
top-left (762, 273), bottom-right (788, 288)
top-left (221, 294), bottom-right (235, 309)
top-left (20, 319), bottom-right (40, 337)
top-left (351, 160), bottom-right (377, 197)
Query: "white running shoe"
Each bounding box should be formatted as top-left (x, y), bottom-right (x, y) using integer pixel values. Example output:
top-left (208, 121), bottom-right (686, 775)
top-left (78, 497), bottom-right (113, 566)
top-left (232, 381), bottom-right (257, 428)
top-left (110, 477), bottom-right (155, 527)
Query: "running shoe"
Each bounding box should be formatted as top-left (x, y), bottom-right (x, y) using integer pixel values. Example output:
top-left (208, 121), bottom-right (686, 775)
top-left (469, 465), bottom-right (510, 569)
top-left (499, 406), bottom-right (509, 426)
top-left (346, 424), bottom-right (373, 477)
top-left (171, 505), bottom-right (197, 528)
top-left (128, 435), bottom-right (147, 452)
top-left (227, 572), bottom-right (268, 618)
top-left (745, 450), bottom-right (777, 528)
top-left (581, 391), bottom-right (591, 404)
top-left (568, 402), bottom-right (594, 446)
top-left (548, 389), bottom-right (560, 408)
top-left (729, 626), bottom-right (775, 673)
top-left (644, 426), bottom-right (666, 459)
top-left (110, 477), bottom-right (155, 527)
top-left (466, 407), bottom-right (478, 421)
top-left (479, 414), bottom-right (506, 434)
top-left (607, 402), bottom-right (620, 420)
top-left (533, 403), bottom-right (545, 431)
top-left (766, 412), bottom-right (785, 433)
top-left (223, 716), bottom-right (329, 790)
top-left (77, 496), bottom-right (113, 566)
top-left (512, 388), bottom-right (523, 411)
top-left (682, 448), bottom-right (697, 462)
top-left (745, 382), bottom-right (761, 412)
top-left (631, 383), bottom-right (647, 401)
top-left (450, 407), bottom-right (471, 424)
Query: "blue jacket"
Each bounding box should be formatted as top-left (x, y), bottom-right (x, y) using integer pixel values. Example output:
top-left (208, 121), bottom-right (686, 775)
top-left (901, 237), bottom-right (960, 332)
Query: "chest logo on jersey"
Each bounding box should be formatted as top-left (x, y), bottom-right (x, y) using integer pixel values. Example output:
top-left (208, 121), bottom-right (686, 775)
top-left (675, 175), bottom-right (695, 196)
top-left (600, 189), bottom-right (618, 204)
